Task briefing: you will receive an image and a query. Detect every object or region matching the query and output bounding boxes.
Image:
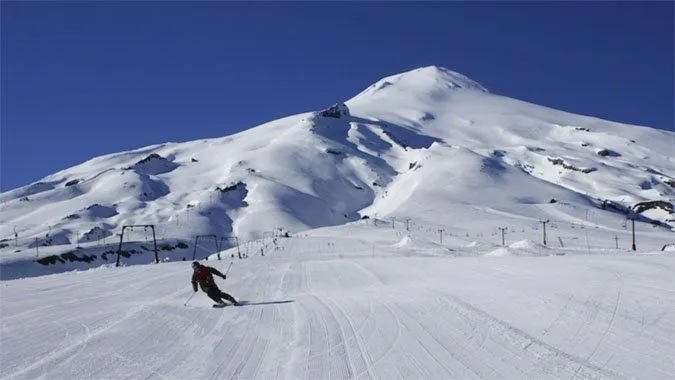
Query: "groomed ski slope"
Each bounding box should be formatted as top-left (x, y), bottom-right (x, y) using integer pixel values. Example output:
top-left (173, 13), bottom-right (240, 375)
top-left (2, 224), bottom-right (674, 380)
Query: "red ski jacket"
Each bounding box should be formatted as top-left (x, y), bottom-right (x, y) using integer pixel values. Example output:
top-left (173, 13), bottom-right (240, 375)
top-left (191, 265), bottom-right (225, 290)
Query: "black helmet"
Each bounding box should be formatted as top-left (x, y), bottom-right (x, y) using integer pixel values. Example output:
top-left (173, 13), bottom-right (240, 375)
top-left (192, 261), bottom-right (200, 268)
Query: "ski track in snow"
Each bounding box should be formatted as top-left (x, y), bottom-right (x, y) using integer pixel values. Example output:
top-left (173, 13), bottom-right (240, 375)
top-left (2, 244), bottom-right (675, 380)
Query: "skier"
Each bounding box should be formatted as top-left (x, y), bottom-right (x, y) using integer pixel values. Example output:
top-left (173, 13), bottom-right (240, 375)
top-left (191, 261), bottom-right (240, 307)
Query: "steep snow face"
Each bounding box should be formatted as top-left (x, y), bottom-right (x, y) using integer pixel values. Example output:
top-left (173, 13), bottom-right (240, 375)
top-left (1, 66), bottom-right (673, 264)
top-left (347, 66), bottom-right (675, 220)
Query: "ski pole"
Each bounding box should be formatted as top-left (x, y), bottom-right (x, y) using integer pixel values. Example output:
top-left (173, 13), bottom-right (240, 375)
top-left (224, 261), bottom-right (233, 276)
top-left (183, 291), bottom-right (196, 306)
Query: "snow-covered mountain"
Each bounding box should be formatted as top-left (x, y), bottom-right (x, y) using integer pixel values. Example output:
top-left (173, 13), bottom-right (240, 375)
top-left (2, 66), bottom-right (675, 380)
top-left (1, 66), bottom-right (673, 271)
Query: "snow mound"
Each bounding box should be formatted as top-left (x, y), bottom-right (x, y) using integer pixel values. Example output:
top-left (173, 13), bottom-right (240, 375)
top-left (28, 231), bottom-right (71, 247)
top-left (485, 240), bottom-right (548, 257)
top-left (80, 226), bottom-right (114, 243)
top-left (393, 235), bottom-right (412, 248)
top-left (19, 182), bottom-right (55, 197)
top-left (466, 241), bottom-right (495, 249)
top-left (485, 247), bottom-right (512, 257)
top-left (509, 239), bottom-right (545, 250)
top-left (2, 181), bottom-right (56, 202)
top-left (85, 204), bottom-right (118, 219)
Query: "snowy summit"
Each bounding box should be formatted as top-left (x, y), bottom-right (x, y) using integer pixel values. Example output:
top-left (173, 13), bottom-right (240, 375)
top-left (1, 66), bottom-right (674, 380)
top-left (2, 65), bottom-right (672, 250)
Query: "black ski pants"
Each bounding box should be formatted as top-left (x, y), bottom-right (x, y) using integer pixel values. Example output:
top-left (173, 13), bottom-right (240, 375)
top-left (201, 285), bottom-right (237, 304)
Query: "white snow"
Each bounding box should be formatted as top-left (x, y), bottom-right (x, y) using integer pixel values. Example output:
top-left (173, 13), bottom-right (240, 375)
top-left (1, 65), bottom-right (674, 379)
top-left (1, 223), bottom-right (674, 379)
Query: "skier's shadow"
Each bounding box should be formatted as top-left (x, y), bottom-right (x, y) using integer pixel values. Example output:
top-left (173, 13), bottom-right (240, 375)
top-left (238, 299), bottom-right (294, 307)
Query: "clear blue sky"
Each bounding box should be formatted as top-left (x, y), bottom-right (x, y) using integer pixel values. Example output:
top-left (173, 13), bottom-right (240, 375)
top-left (1, 1), bottom-right (673, 191)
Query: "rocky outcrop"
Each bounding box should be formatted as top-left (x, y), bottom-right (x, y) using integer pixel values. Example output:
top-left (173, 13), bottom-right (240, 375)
top-left (547, 157), bottom-right (597, 174)
top-left (632, 200), bottom-right (673, 214)
top-left (319, 103), bottom-right (350, 119)
top-left (133, 153), bottom-right (179, 175)
top-left (596, 149), bottom-right (620, 157)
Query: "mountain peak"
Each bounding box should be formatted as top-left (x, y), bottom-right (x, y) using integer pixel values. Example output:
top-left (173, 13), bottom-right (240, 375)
top-left (378, 65), bottom-right (487, 92)
top-left (348, 65), bottom-right (488, 106)
top-left (409, 65), bottom-right (488, 92)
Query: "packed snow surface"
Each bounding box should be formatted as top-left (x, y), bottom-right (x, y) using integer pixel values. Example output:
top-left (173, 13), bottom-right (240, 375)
top-left (2, 223), bottom-right (674, 379)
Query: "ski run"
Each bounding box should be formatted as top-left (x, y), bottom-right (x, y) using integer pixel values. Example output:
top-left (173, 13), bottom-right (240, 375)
top-left (2, 222), bottom-right (674, 379)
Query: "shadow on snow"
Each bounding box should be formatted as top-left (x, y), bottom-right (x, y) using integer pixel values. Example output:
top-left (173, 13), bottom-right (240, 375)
top-left (237, 299), bottom-right (295, 307)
